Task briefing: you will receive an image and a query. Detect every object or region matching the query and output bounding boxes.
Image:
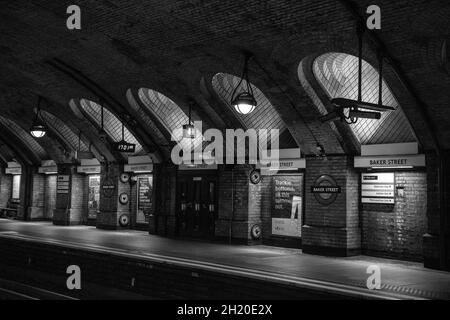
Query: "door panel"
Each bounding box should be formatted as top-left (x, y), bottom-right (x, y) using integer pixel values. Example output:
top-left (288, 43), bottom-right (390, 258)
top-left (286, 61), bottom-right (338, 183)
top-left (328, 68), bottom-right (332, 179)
top-left (177, 174), bottom-right (217, 238)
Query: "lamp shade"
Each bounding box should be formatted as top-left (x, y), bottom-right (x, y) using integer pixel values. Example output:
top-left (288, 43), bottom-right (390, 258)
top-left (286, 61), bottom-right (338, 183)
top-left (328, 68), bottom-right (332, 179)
top-left (231, 92), bottom-right (257, 115)
top-left (30, 123), bottom-right (46, 138)
top-left (182, 123), bottom-right (196, 139)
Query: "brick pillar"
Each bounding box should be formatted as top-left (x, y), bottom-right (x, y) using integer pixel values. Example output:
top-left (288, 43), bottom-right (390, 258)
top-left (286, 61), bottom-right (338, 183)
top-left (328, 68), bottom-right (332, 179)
top-left (151, 163), bottom-right (176, 236)
top-left (0, 170), bottom-right (12, 207)
top-left (17, 166), bottom-right (32, 220)
top-left (53, 165), bottom-right (85, 225)
top-left (215, 165), bottom-right (262, 244)
top-left (27, 172), bottom-right (45, 220)
top-left (423, 152), bottom-right (450, 270)
top-left (96, 163), bottom-right (131, 230)
top-left (44, 175), bottom-right (57, 219)
top-left (302, 155), bottom-right (361, 256)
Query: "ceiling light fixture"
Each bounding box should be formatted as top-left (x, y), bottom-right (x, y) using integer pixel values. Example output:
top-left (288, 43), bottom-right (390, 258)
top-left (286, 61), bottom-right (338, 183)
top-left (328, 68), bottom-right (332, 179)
top-left (30, 96), bottom-right (47, 138)
top-left (230, 53), bottom-right (257, 115)
top-left (183, 101), bottom-right (196, 139)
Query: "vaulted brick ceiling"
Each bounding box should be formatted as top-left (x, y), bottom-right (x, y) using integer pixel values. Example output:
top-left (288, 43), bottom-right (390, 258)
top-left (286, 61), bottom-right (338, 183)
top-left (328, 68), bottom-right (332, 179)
top-left (0, 0), bottom-right (449, 163)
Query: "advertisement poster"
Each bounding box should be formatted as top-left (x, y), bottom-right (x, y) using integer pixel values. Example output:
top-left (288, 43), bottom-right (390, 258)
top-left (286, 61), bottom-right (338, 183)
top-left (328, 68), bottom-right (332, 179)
top-left (88, 175), bottom-right (100, 219)
top-left (271, 174), bottom-right (303, 237)
top-left (137, 175), bottom-right (153, 224)
top-left (12, 175), bottom-right (21, 199)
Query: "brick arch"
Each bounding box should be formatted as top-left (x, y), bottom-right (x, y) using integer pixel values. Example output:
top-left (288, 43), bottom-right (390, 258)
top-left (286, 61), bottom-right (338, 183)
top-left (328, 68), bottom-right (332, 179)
top-left (0, 116), bottom-right (48, 163)
top-left (0, 143), bottom-right (16, 164)
top-left (40, 110), bottom-right (89, 153)
top-left (211, 72), bottom-right (298, 149)
top-left (0, 128), bottom-right (40, 166)
top-left (78, 98), bottom-right (145, 159)
top-left (265, 29), bottom-right (437, 152)
top-left (309, 52), bottom-right (417, 146)
top-left (137, 88), bottom-right (203, 152)
top-left (67, 99), bottom-right (116, 163)
top-left (126, 89), bottom-right (170, 162)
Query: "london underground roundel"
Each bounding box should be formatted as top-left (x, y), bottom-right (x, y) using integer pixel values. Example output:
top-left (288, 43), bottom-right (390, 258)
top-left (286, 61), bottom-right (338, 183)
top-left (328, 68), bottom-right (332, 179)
top-left (119, 192), bottom-right (129, 205)
top-left (311, 175), bottom-right (341, 206)
top-left (119, 214), bottom-right (130, 227)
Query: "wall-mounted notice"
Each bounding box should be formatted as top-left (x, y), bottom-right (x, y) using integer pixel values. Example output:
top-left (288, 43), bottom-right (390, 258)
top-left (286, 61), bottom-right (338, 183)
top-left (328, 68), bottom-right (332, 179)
top-left (57, 175), bottom-right (70, 194)
top-left (361, 172), bottom-right (395, 204)
top-left (137, 175), bottom-right (153, 224)
top-left (88, 175), bottom-right (100, 219)
top-left (271, 174), bottom-right (303, 238)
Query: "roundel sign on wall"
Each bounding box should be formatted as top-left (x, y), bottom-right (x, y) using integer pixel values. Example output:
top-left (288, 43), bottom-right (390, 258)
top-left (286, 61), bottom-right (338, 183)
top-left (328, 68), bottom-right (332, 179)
top-left (119, 214), bottom-right (130, 227)
top-left (101, 179), bottom-right (116, 198)
top-left (119, 192), bottom-right (129, 205)
top-left (120, 173), bottom-right (130, 183)
top-left (311, 175), bottom-right (341, 206)
top-left (249, 169), bottom-right (262, 184)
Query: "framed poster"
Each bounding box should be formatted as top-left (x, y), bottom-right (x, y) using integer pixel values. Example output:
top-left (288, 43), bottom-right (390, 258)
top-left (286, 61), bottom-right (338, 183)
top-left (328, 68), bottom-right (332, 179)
top-left (88, 175), bottom-right (100, 219)
top-left (12, 175), bottom-right (21, 199)
top-left (137, 175), bottom-right (153, 224)
top-left (271, 174), bottom-right (303, 238)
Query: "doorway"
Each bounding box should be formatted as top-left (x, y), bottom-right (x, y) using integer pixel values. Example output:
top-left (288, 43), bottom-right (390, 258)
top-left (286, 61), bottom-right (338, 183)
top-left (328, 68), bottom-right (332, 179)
top-left (176, 173), bottom-right (217, 239)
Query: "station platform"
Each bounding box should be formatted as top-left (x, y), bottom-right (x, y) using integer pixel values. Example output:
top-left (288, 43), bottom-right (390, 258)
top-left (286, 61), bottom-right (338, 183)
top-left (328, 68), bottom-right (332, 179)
top-left (0, 219), bottom-right (449, 300)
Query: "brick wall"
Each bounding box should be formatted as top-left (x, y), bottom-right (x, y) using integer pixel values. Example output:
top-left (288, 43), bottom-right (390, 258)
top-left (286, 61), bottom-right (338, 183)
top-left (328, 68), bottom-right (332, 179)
top-left (361, 171), bottom-right (427, 261)
top-left (260, 176), bottom-right (272, 240)
top-left (0, 173), bottom-right (12, 207)
top-left (44, 175), bottom-right (56, 219)
top-left (302, 155), bottom-right (361, 256)
top-left (215, 165), bottom-right (259, 243)
top-left (53, 166), bottom-right (84, 225)
top-left (28, 174), bottom-right (45, 220)
top-left (154, 164), bottom-right (176, 236)
top-left (70, 173), bottom-right (86, 224)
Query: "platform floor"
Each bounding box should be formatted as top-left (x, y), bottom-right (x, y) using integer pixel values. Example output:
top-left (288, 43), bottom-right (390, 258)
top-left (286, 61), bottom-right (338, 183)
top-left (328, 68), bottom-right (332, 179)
top-left (0, 219), bottom-right (449, 299)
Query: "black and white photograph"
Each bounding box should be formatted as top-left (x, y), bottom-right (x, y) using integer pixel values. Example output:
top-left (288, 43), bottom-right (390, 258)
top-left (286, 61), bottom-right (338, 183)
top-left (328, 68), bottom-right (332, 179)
top-left (0, 0), bottom-right (449, 313)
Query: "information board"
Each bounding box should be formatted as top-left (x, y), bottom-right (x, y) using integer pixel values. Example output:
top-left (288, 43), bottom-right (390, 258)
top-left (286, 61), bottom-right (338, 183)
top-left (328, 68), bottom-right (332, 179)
top-left (271, 174), bottom-right (303, 237)
top-left (57, 175), bottom-right (70, 194)
top-left (361, 172), bottom-right (395, 204)
top-left (88, 175), bottom-right (100, 219)
top-left (137, 175), bottom-right (153, 223)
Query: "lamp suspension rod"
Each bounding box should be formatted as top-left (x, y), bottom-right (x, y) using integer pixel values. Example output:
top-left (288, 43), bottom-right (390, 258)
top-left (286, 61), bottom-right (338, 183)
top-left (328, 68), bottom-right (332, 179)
top-left (100, 104), bottom-right (104, 130)
top-left (357, 26), bottom-right (363, 103)
top-left (188, 102), bottom-right (192, 124)
top-left (377, 50), bottom-right (383, 106)
top-left (78, 130), bottom-right (81, 151)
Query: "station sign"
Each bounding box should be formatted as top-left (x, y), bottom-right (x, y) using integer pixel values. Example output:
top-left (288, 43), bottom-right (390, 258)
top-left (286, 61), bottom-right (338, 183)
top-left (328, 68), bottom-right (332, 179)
top-left (5, 167), bottom-right (22, 175)
top-left (354, 154), bottom-right (425, 168)
top-left (256, 158), bottom-right (305, 170)
top-left (114, 140), bottom-right (136, 153)
top-left (179, 163), bottom-right (218, 170)
top-left (77, 165), bottom-right (101, 174)
top-left (5, 162), bottom-right (21, 175)
top-left (124, 163), bottom-right (153, 173)
top-left (38, 166), bottom-right (58, 174)
top-left (361, 172), bottom-right (395, 204)
top-left (311, 175), bottom-right (341, 206)
top-left (311, 186), bottom-right (341, 193)
top-left (101, 179), bottom-right (116, 198)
